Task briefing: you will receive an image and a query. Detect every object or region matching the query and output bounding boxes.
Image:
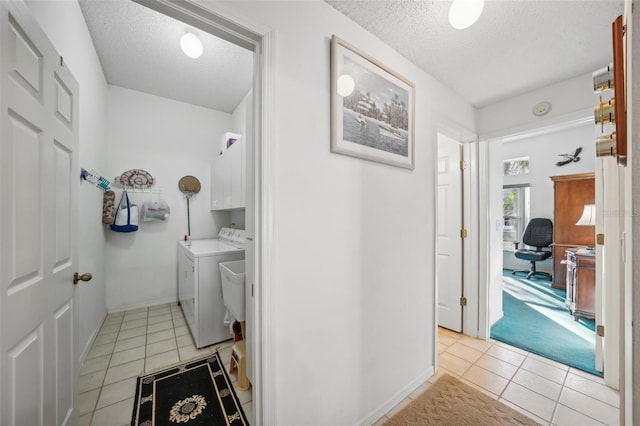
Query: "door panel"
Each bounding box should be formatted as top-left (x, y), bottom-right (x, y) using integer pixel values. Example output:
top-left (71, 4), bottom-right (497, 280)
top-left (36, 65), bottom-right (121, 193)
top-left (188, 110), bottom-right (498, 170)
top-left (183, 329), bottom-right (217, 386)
top-left (1, 2), bottom-right (79, 425)
top-left (8, 326), bottom-right (44, 426)
top-left (54, 302), bottom-right (73, 425)
top-left (437, 133), bottom-right (463, 332)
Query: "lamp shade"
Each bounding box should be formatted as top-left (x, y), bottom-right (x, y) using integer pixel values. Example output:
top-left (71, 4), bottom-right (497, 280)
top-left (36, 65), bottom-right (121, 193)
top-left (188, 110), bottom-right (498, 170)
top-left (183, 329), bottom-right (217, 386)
top-left (576, 204), bottom-right (596, 226)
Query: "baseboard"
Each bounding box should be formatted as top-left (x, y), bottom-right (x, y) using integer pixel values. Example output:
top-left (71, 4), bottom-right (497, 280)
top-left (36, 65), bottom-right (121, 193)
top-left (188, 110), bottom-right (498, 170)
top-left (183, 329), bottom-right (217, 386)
top-left (357, 365), bottom-right (434, 426)
top-left (79, 313), bottom-right (108, 364)
top-left (107, 296), bottom-right (178, 314)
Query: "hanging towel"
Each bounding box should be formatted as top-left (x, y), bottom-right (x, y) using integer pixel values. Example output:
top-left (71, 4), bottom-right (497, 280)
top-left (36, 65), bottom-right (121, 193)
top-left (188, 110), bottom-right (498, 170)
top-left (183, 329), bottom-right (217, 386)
top-left (102, 190), bottom-right (115, 224)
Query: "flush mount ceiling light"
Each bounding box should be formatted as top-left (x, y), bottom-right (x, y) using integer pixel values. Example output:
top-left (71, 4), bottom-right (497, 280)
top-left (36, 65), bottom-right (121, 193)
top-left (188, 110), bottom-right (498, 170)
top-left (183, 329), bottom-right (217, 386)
top-left (337, 74), bottom-right (355, 97)
top-left (180, 33), bottom-right (203, 59)
top-left (448, 0), bottom-right (484, 30)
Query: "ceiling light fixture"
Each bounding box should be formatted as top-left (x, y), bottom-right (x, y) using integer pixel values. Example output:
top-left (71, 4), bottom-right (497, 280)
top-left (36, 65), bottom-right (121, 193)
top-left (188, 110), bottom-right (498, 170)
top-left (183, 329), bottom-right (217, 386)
top-left (337, 74), bottom-right (355, 97)
top-left (180, 33), bottom-right (203, 59)
top-left (448, 0), bottom-right (484, 30)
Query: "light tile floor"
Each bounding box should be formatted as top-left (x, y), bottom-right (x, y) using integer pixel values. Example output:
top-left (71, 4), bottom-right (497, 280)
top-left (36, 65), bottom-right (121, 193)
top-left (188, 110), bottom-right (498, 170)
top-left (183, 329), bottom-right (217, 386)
top-left (376, 328), bottom-right (620, 426)
top-left (78, 303), bottom-right (253, 426)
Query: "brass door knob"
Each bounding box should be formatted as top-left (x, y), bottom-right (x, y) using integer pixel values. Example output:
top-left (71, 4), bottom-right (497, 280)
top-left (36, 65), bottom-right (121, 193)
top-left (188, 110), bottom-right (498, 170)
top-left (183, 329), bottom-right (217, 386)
top-left (73, 272), bottom-right (93, 285)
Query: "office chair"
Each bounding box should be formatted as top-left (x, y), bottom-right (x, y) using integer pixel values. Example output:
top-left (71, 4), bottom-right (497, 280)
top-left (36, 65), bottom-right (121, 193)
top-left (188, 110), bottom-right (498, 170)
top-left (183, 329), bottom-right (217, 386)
top-left (512, 218), bottom-right (553, 280)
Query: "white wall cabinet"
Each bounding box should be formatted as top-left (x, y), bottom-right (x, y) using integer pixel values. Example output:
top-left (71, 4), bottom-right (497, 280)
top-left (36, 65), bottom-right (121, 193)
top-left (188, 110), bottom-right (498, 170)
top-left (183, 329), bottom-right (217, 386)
top-left (211, 132), bottom-right (245, 210)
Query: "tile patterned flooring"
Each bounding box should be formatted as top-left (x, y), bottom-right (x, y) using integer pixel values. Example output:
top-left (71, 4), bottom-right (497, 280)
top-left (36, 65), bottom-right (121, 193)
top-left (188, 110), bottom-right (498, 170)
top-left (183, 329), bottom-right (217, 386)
top-left (78, 303), bottom-right (253, 426)
top-left (376, 327), bottom-right (620, 426)
top-left (80, 305), bottom-right (619, 426)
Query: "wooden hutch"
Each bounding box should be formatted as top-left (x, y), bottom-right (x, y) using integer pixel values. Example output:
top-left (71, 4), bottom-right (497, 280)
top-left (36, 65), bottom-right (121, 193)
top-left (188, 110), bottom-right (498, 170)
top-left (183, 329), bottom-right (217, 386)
top-left (550, 173), bottom-right (595, 290)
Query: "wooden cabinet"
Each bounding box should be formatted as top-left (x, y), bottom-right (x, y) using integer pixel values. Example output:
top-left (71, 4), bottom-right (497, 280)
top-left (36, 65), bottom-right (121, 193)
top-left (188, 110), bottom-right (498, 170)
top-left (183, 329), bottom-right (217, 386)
top-left (565, 249), bottom-right (596, 320)
top-left (550, 173), bottom-right (595, 289)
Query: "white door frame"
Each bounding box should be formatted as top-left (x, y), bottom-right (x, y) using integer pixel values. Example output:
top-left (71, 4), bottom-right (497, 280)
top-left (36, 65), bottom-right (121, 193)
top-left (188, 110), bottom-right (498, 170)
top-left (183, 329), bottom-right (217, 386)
top-left (131, 1), bottom-right (276, 424)
top-left (477, 117), bottom-right (624, 387)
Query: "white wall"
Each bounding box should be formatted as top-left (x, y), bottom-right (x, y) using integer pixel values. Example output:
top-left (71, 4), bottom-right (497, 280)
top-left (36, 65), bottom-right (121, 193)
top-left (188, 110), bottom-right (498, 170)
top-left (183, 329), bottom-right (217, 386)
top-left (105, 86), bottom-right (233, 311)
top-left (500, 123), bottom-right (596, 273)
top-left (478, 73), bottom-right (594, 140)
top-left (26, 0), bottom-right (109, 359)
top-left (202, 2), bottom-right (476, 425)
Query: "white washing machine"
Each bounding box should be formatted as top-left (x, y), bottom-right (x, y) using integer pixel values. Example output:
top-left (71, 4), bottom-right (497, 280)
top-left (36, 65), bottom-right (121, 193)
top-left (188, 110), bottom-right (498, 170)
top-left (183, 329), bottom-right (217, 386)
top-left (177, 227), bottom-right (245, 348)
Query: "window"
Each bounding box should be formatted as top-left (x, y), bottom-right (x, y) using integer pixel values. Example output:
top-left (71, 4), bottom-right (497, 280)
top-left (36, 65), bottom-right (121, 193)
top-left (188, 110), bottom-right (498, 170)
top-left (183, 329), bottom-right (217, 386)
top-left (503, 157), bottom-right (529, 176)
top-left (503, 185), bottom-right (530, 250)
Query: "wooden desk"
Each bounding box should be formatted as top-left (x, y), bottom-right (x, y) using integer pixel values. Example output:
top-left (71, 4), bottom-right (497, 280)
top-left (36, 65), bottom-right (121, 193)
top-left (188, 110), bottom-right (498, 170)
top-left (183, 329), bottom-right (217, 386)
top-left (565, 249), bottom-right (596, 321)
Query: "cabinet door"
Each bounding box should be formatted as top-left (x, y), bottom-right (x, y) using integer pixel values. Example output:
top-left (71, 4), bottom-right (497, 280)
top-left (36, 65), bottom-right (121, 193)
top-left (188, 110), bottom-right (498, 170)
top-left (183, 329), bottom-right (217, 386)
top-left (211, 149), bottom-right (225, 210)
top-left (228, 138), bottom-right (244, 208)
top-left (575, 256), bottom-right (596, 319)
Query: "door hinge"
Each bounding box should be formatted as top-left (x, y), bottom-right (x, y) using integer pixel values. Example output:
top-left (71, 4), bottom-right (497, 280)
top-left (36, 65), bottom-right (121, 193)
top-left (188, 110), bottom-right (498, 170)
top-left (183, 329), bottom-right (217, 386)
top-left (597, 325), bottom-right (605, 337)
top-left (597, 233), bottom-right (605, 245)
top-left (460, 297), bottom-right (467, 306)
top-left (460, 229), bottom-right (468, 239)
top-left (459, 160), bottom-right (466, 171)
top-left (251, 284), bottom-right (254, 297)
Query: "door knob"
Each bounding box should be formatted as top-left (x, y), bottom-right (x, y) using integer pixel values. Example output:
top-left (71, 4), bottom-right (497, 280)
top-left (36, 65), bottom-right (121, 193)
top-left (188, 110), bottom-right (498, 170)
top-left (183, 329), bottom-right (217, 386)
top-left (73, 272), bottom-right (93, 285)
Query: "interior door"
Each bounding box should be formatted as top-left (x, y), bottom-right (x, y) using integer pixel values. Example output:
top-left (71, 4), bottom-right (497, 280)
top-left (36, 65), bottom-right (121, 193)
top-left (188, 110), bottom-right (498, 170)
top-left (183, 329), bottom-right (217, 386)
top-left (0, 2), bottom-right (79, 424)
top-left (437, 133), bottom-right (463, 332)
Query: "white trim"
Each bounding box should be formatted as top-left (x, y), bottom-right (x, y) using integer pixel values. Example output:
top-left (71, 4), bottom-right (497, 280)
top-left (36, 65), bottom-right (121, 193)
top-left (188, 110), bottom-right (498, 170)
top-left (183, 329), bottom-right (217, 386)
top-left (623, 2), bottom-right (634, 424)
top-left (463, 139), bottom-right (480, 337)
top-left (257, 29), bottom-right (277, 426)
top-left (477, 140), bottom-right (493, 339)
top-left (480, 109), bottom-right (592, 143)
top-left (107, 297), bottom-right (178, 314)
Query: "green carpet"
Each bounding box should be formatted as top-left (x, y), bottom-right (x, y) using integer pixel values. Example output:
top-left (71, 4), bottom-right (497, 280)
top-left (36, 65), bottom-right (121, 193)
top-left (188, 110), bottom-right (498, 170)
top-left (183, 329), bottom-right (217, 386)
top-left (490, 270), bottom-right (601, 377)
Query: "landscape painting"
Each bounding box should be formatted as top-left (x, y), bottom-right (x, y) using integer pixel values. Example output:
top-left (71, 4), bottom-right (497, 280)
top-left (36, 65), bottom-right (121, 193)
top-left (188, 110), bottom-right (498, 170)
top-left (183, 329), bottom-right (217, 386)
top-left (331, 35), bottom-right (415, 169)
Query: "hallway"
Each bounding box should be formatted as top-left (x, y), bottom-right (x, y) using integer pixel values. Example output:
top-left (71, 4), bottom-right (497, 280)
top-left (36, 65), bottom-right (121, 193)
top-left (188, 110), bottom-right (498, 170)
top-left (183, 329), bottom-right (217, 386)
top-left (377, 328), bottom-right (619, 425)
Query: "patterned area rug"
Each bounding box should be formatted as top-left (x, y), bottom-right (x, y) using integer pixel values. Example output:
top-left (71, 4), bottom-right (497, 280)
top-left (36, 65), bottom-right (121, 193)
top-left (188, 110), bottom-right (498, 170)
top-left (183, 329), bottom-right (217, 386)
top-left (131, 352), bottom-right (248, 425)
top-left (383, 374), bottom-right (540, 426)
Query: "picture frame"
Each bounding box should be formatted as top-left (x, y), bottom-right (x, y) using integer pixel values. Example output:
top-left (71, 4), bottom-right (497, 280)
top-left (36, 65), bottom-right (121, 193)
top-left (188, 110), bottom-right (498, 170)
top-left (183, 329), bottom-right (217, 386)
top-left (330, 35), bottom-right (415, 169)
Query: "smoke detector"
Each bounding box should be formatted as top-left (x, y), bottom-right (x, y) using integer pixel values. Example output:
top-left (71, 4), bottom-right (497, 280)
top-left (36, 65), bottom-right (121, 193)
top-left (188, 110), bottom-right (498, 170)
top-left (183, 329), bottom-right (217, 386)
top-left (532, 101), bottom-right (551, 116)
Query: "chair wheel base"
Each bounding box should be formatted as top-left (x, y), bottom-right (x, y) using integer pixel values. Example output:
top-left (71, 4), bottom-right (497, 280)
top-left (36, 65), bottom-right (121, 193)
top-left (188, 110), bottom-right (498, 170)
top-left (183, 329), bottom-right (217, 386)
top-left (512, 269), bottom-right (552, 281)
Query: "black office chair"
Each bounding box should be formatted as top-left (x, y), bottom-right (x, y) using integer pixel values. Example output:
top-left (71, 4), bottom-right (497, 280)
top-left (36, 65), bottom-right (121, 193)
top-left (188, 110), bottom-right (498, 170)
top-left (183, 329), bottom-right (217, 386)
top-left (512, 218), bottom-right (553, 280)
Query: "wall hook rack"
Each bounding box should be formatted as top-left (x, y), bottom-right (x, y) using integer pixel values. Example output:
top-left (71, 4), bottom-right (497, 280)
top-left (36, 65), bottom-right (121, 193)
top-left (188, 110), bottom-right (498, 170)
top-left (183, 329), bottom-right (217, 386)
top-left (81, 168), bottom-right (111, 190)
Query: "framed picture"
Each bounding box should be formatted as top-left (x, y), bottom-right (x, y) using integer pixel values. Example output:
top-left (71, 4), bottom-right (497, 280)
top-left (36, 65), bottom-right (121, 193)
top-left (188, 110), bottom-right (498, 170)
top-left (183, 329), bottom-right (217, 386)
top-left (330, 35), bottom-right (415, 169)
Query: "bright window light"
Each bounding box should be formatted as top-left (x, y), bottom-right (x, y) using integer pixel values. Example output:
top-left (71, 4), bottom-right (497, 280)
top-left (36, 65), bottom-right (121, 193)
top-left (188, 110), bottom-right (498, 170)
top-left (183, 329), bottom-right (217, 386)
top-left (180, 33), bottom-right (203, 59)
top-left (448, 0), bottom-right (484, 30)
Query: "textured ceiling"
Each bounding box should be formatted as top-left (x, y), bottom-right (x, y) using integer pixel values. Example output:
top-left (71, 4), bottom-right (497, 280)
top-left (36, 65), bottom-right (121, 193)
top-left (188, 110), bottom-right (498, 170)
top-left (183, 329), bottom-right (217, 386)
top-left (324, 0), bottom-right (624, 108)
top-left (78, 0), bottom-right (253, 113)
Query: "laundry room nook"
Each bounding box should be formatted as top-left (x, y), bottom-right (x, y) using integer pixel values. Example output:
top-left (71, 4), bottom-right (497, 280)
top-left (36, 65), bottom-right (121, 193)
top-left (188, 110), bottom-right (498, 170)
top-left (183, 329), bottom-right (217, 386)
top-left (84, 82), bottom-right (256, 423)
top-left (47, 0), bottom-right (257, 423)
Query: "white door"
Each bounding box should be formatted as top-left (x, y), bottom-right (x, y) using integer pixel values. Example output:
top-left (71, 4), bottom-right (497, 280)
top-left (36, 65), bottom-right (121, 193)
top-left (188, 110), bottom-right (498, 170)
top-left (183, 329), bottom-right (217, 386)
top-left (1, 2), bottom-right (80, 424)
top-left (437, 133), bottom-right (463, 332)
